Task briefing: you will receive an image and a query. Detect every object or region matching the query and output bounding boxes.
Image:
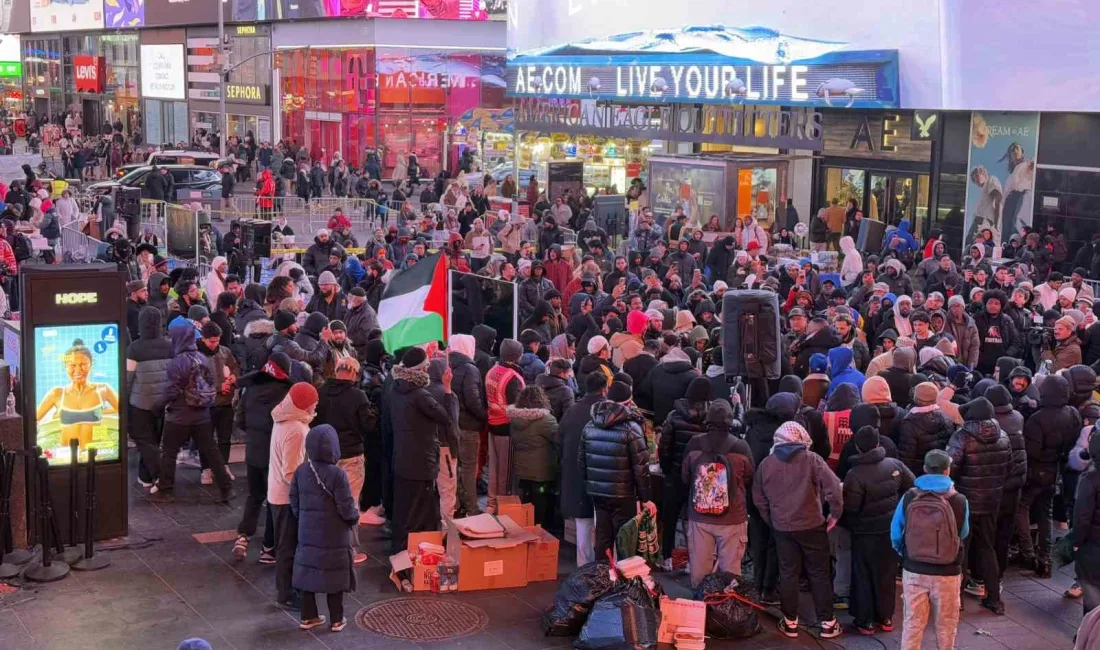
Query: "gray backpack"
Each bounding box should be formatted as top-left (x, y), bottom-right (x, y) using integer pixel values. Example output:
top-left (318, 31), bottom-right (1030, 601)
top-left (903, 487), bottom-right (960, 565)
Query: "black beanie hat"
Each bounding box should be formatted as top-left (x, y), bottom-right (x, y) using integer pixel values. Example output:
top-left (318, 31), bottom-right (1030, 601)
top-left (401, 346), bottom-right (428, 369)
top-left (854, 426), bottom-right (880, 453)
top-left (608, 381), bottom-right (633, 403)
top-left (849, 403), bottom-right (881, 433)
top-left (365, 339), bottom-right (387, 367)
top-left (686, 376), bottom-right (713, 403)
top-left (274, 309), bottom-right (296, 331)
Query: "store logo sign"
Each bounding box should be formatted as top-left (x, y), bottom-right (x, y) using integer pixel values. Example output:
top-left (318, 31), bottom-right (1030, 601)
top-left (911, 111), bottom-right (941, 141)
top-left (73, 56), bottom-right (104, 93)
top-left (0, 62), bottom-right (21, 78)
top-left (225, 84), bottom-right (267, 103)
top-left (236, 25), bottom-right (257, 35)
top-left (55, 292), bottom-right (98, 305)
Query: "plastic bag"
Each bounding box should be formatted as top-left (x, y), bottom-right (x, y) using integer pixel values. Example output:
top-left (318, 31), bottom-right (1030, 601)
top-left (575, 578), bottom-right (661, 650)
top-left (541, 561), bottom-right (614, 637)
top-left (693, 571), bottom-right (763, 640)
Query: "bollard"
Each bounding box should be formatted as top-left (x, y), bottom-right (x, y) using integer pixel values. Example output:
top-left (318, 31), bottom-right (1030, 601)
top-left (24, 457), bottom-right (70, 582)
top-left (0, 449), bottom-right (20, 578)
top-left (71, 449), bottom-right (109, 571)
top-left (59, 439), bottom-right (83, 565)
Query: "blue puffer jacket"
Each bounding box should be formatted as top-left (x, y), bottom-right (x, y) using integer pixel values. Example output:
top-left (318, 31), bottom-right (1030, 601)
top-left (163, 320), bottom-right (213, 425)
top-left (290, 425), bottom-right (359, 595)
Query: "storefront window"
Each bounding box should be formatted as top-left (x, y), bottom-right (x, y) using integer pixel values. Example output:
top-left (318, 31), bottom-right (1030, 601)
top-left (737, 168), bottom-right (778, 223)
top-left (824, 167), bottom-right (865, 214)
top-left (227, 35), bottom-right (270, 87)
top-left (145, 98), bottom-right (188, 147)
top-left (23, 37), bottom-right (62, 116)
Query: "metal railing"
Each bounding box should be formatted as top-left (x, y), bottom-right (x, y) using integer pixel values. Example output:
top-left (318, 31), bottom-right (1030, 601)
top-left (60, 223), bottom-right (106, 263)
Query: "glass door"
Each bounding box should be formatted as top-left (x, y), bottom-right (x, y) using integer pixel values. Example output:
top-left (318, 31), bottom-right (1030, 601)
top-left (306, 119), bottom-right (341, 165)
top-left (868, 174), bottom-right (890, 223)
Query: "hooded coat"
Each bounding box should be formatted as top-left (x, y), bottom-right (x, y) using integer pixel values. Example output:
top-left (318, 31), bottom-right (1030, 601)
top-left (164, 321), bottom-right (213, 425)
top-left (234, 283), bottom-right (267, 333)
top-left (268, 391), bottom-right (315, 506)
top-left (535, 373), bottom-right (575, 422)
top-left (895, 405), bottom-right (955, 476)
top-left (753, 436), bottom-right (843, 533)
top-left (579, 400), bottom-right (650, 502)
top-left (825, 346), bottom-right (865, 397)
top-left (448, 342), bottom-right (487, 432)
top-left (946, 399), bottom-right (1013, 516)
top-left (316, 378), bottom-right (373, 460)
top-left (986, 384), bottom-right (1027, 492)
top-left (943, 310), bottom-right (981, 369)
top-left (841, 445), bottom-right (915, 534)
top-left (509, 406), bottom-right (559, 482)
top-left (302, 234), bottom-right (337, 277)
top-left (1023, 375), bottom-right (1081, 488)
top-left (839, 236), bottom-right (863, 285)
top-left (777, 375), bottom-right (831, 460)
top-left (290, 425), bottom-right (359, 595)
top-left (744, 393), bottom-right (800, 466)
top-left (876, 258), bottom-right (914, 296)
top-left (126, 307), bottom-right (172, 412)
top-left (146, 271), bottom-right (171, 324)
top-left (658, 398), bottom-right (707, 479)
top-left (390, 364), bottom-right (459, 481)
top-left (638, 349), bottom-right (699, 424)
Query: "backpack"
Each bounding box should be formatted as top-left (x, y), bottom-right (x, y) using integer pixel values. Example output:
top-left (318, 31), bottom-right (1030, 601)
top-left (184, 356), bottom-right (217, 408)
top-left (12, 232), bottom-right (32, 261)
top-left (903, 487), bottom-right (961, 565)
top-left (690, 438), bottom-right (736, 516)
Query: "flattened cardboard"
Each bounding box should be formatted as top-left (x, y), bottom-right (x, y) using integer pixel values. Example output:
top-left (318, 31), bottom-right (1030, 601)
top-left (496, 495), bottom-right (535, 527)
top-left (657, 596), bottom-right (706, 645)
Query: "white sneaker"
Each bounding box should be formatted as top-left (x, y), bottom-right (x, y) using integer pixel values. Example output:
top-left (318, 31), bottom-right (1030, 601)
top-left (360, 509), bottom-right (386, 525)
top-left (226, 466), bottom-right (236, 481)
top-left (201, 469), bottom-right (213, 485)
top-left (137, 478), bottom-right (154, 488)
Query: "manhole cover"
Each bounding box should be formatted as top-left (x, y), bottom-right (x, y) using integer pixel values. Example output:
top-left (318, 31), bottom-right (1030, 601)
top-left (356, 598), bottom-right (488, 641)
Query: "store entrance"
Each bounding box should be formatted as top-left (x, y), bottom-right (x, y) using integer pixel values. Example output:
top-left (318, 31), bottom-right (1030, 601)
top-left (306, 119), bottom-right (341, 165)
top-left (82, 99), bottom-right (104, 136)
top-left (822, 166), bottom-right (930, 238)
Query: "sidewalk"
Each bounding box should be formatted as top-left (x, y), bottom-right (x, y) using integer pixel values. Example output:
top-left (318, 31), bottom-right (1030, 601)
top-left (0, 458), bottom-right (1082, 649)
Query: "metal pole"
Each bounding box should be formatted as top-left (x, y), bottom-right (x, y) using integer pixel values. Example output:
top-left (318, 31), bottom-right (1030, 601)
top-left (217, 2), bottom-right (227, 159)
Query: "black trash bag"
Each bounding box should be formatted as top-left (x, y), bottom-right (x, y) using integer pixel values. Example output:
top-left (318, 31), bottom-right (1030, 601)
top-left (542, 561), bottom-right (615, 637)
top-left (692, 571), bottom-right (763, 639)
top-left (575, 577), bottom-right (661, 650)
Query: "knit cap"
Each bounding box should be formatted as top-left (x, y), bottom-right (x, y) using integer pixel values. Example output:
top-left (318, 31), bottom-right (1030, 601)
top-left (187, 305), bottom-right (210, 321)
top-left (948, 294), bottom-right (966, 309)
top-left (608, 381), bottom-right (633, 403)
top-left (318, 270), bottom-right (338, 286)
top-left (274, 309), bottom-right (296, 331)
top-left (401, 346), bottom-right (429, 369)
top-left (706, 400), bottom-right (734, 428)
top-left (853, 426), bottom-right (880, 453)
top-left (587, 335), bottom-right (610, 355)
top-left (913, 382), bottom-right (939, 407)
top-left (288, 382), bottom-right (319, 411)
top-left (500, 338), bottom-right (523, 364)
top-left (686, 376), bottom-right (713, 403)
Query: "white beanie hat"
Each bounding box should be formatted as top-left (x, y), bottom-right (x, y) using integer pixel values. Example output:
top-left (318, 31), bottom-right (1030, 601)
top-left (587, 335), bottom-right (609, 355)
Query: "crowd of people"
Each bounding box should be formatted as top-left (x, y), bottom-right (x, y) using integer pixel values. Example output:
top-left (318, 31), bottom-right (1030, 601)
top-left (113, 165), bottom-right (1100, 645)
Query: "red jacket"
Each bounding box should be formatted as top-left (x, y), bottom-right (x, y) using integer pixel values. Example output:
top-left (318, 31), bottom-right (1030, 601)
top-left (0, 239), bottom-right (17, 276)
top-left (543, 257), bottom-right (572, 293)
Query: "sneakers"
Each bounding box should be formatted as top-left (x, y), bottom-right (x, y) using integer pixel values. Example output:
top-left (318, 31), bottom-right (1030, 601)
top-left (147, 490), bottom-right (175, 503)
top-left (226, 466), bottom-right (236, 481)
top-left (1066, 582), bottom-right (1083, 599)
top-left (353, 552), bottom-right (369, 565)
top-left (331, 617), bottom-right (347, 632)
top-left (137, 477), bottom-right (155, 488)
top-left (759, 591), bottom-right (780, 607)
top-left (980, 599), bottom-right (1005, 616)
top-left (201, 469), bottom-right (213, 485)
top-left (659, 558), bottom-right (674, 572)
top-left (964, 579), bottom-right (987, 598)
top-left (360, 508), bottom-right (386, 526)
top-left (833, 595), bottom-right (849, 610)
top-left (299, 616), bottom-right (326, 630)
top-left (819, 619), bottom-right (842, 639)
top-left (777, 617), bottom-right (799, 638)
top-left (233, 535), bottom-right (249, 558)
top-left (854, 621), bottom-right (875, 635)
top-left (879, 619), bottom-right (894, 632)
top-left (259, 547), bottom-right (276, 565)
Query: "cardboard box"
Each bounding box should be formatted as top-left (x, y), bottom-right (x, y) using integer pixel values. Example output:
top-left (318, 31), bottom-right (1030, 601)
top-left (389, 530), bottom-right (454, 593)
top-left (657, 596), bottom-right (707, 645)
top-left (525, 525), bottom-right (560, 582)
top-left (450, 516), bottom-right (531, 591)
top-left (496, 495), bottom-right (535, 527)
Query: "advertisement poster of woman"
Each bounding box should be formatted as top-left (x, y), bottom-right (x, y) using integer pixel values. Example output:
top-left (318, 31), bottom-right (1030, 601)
top-left (962, 111), bottom-right (1039, 250)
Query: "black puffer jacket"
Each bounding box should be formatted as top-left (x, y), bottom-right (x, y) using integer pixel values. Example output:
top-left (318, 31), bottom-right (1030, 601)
top-left (579, 400), bottom-right (650, 502)
top-left (947, 398), bottom-right (1013, 515)
top-left (895, 406), bottom-right (955, 476)
top-left (389, 364), bottom-right (458, 482)
top-left (448, 351), bottom-right (486, 431)
top-left (234, 372), bottom-right (293, 467)
top-left (744, 393), bottom-right (800, 466)
top-left (535, 373), bottom-right (575, 422)
top-left (1023, 374), bottom-right (1081, 488)
top-left (658, 399), bottom-right (707, 479)
top-left (986, 384), bottom-right (1027, 492)
top-left (315, 378), bottom-right (373, 459)
top-left (841, 446), bottom-right (915, 534)
top-left (639, 351), bottom-right (699, 424)
top-left (868, 402), bottom-right (905, 442)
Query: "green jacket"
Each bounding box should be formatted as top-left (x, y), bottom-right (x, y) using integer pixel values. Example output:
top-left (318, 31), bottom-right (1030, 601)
top-left (508, 407), bottom-right (559, 482)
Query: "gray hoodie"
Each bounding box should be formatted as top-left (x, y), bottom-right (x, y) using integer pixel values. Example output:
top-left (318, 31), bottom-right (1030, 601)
top-left (752, 442), bottom-right (842, 532)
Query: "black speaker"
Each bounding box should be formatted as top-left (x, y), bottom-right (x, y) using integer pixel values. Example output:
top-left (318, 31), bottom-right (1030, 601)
top-left (722, 290), bottom-right (782, 380)
top-left (240, 220), bottom-right (272, 258)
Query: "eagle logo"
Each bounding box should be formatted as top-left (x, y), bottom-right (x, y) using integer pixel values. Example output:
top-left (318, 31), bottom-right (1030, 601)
top-left (915, 112), bottom-right (938, 139)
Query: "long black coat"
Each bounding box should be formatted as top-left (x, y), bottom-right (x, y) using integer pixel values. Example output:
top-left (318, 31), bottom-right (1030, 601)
top-left (291, 425), bottom-right (359, 595)
top-left (389, 365), bottom-right (458, 481)
top-left (234, 371), bottom-right (292, 467)
top-left (1023, 375), bottom-right (1081, 488)
top-left (638, 356), bottom-right (698, 425)
top-left (559, 394), bottom-right (603, 519)
top-left (579, 400), bottom-right (650, 503)
top-left (449, 351), bottom-right (487, 431)
top-left (658, 399), bottom-right (706, 480)
top-left (840, 447), bottom-right (915, 534)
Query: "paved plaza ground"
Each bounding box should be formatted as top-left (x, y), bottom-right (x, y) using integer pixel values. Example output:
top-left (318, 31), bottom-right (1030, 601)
top-left (0, 456), bottom-right (1085, 650)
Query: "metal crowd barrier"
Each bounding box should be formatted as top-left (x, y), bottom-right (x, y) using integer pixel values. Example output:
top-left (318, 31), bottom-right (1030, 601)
top-left (60, 224), bottom-right (105, 263)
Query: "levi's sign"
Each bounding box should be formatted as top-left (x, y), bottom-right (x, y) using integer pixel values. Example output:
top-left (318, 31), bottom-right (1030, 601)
top-left (506, 51), bottom-right (900, 109)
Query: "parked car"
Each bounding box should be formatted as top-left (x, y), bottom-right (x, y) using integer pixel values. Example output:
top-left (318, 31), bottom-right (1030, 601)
top-left (115, 149), bottom-right (221, 178)
top-left (88, 164), bottom-right (222, 200)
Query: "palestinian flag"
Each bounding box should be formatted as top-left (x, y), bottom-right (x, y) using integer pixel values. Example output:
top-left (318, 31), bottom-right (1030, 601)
top-left (379, 252), bottom-right (448, 353)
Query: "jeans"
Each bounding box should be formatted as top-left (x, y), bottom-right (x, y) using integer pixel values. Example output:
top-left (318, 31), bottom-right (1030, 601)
top-left (1016, 483), bottom-right (1055, 563)
top-left (774, 526), bottom-right (834, 623)
top-left (850, 532), bottom-right (897, 626)
top-left (900, 571), bottom-right (961, 650)
top-left (129, 406), bottom-right (162, 484)
top-left (487, 428), bottom-right (511, 512)
top-left (963, 513), bottom-right (1001, 604)
top-left (456, 429), bottom-right (481, 515)
top-left (158, 420), bottom-right (230, 494)
top-left (301, 591), bottom-right (343, 623)
top-left (573, 517), bottom-right (595, 566)
top-left (661, 480), bottom-right (687, 560)
top-left (593, 498), bottom-right (636, 561)
top-left (436, 448), bottom-right (458, 522)
top-left (201, 405), bottom-right (233, 470)
top-left (270, 503), bottom-right (298, 603)
top-left (237, 464), bottom-right (275, 549)
top-left (686, 520), bottom-right (748, 587)
top-left (337, 456), bottom-right (365, 544)
top-left (830, 525), bottom-right (852, 598)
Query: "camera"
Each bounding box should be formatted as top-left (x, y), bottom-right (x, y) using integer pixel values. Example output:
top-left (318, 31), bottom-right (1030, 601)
top-left (1027, 326), bottom-right (1055, 348)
